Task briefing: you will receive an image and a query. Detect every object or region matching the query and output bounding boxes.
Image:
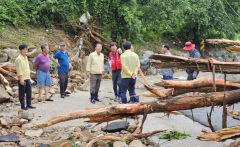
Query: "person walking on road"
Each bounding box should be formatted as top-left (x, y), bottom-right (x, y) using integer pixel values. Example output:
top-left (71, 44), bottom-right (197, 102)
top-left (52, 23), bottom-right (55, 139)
top-left (15, 44), bottom-right (36, 110)
top-left (51, 42), bottom-right (70, 98)
top-left (86, 43), bottom-right (104, 104)
top-left (34, 44), bottom-right (53, 102)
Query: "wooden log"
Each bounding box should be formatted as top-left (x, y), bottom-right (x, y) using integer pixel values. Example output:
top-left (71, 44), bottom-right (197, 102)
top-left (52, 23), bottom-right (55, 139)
top-left (0, 73), bottom-right (13, 95)
top-left (0, 67), bottom-right (17, 80)
top-left (154, 78), bottom-right (240, 89)
top-left (86, 130), bottom-right (166, 147)
top-left (226, 46), bottom-right (240, 52)
top-left (198, 126), bottom-right (240, 141)
top-left (206, 39), bottom-right (240, 46)
top-left (144, 84), bottom-right (172, 98)
top-left (227, 109), bottom-right (240, 120)
top-left (150, 54), bottom-right (240, 74)
top-left (36, 89), bottom-right (240, 128)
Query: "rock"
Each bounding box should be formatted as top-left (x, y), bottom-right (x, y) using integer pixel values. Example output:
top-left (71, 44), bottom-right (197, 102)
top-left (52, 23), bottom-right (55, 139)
top-left (102, 121), bottom-right (129, 133)
top-left (39, 143), bottom-right (52, 147)
top-left (19, 138), bottom-right (33, 147)
top-left (20, 119), bottom-right (28, 125)
top-left (0, 52), bottom-right (8, 62)
top-left (18, 111), bottom-right (34, 121)
top-left (127, 121), bottom-right (138, 133)
top-left (25, 129), bottom-right (43, 137)
top-left (3, 48), bottom-right (19, 60)
top-left (95, 140), bottom-right (107, 146)
top-left (129, 140), bottom-right (145, 147)
top-left (113, 141), bottom-right (127, 147)
top-left (74, 141), bottom-right (81, 147)
top-left (32, 87), bottom-right (38, 94)
top-left (0, 133), bottom-right (19, 142)
top-left (10, 126), bottom-right (21, 132)
top-left (51, 78), bottom-right (59, 85)
top-left (0, 86), bottom-right (10, 103)
top-left (0, 119), bottom-right (8, 127)
top-left (79, 130), bottom-right (93, 142)
top-left (12, 86), bottom-right (18, 92)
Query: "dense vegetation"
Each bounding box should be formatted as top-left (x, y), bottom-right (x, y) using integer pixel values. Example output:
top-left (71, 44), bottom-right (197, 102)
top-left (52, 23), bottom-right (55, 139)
top-left (0, 0), bottom-right (239, 44)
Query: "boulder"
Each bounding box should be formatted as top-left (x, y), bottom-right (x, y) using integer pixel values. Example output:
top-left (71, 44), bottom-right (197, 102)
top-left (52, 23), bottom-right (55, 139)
top-left (129, 140), bottom-right (145, 147)
top-left (113, 141), bottom-right (127, 147)
top-left (102, 121), bottom-right (129, 133)
top-left (0, 52), bottom-right (8, 62)
top-left (0, 86), bottom-right (10, 103)
top-left (3, 48), bottom-right (19, 60)
top-left (25, 129), bottom-right (43, 137)
top-left (18, 111), bottom-right (34, 121)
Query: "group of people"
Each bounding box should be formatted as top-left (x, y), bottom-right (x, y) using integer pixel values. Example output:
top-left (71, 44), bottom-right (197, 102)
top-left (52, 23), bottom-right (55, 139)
top-left (160, 41), bottom-right (201, 81)
top-left (86, 41), bottom-right (140, 104)
top-left (15, 40), bottom-right (200, 110)
top-left (15, 42), bottom-right (70, 110)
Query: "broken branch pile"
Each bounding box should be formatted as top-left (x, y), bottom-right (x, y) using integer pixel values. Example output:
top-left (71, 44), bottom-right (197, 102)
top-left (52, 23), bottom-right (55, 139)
top-left (149, 54), bottom-right (240, 74)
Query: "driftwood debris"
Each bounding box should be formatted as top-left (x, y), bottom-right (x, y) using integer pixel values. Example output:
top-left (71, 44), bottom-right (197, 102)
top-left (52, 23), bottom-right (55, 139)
top-left (198, 126), bottom-right (240, 141)
top-left (36, 89), bottom-right (240, 128)
top-left (154, 78), bottom-right (240, 89)
top-left (86, 130), bottom-right (166, 147)
top-left (0, 73), bottom-right (13, 95)
top-left (150, 54), bottom-right (240, 74)
top-left (206, 39), bottom-right (240, 46)
top-left (226, 46), bottom-right (240, 52)
top-left (227, 109), bottom-right (240, 120)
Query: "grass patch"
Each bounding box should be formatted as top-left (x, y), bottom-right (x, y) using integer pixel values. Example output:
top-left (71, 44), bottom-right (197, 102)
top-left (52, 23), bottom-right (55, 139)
top-left (159, 130), bottom-right (191, 140)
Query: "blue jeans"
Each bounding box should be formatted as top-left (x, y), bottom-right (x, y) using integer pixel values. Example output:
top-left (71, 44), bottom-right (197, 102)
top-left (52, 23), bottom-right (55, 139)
top-left (120, 78), bottom-right (136, 104)
top-left (37, 69), bottom-right (51, 88)
top-left (112, 69), bottom-right (121, 97)
top-left (163, 75), bottom-right (173, 80)
top-left (18, 80), bottom-right (32, 109)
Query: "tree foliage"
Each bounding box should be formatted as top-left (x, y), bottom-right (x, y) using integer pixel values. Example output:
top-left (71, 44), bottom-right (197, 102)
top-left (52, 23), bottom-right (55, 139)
top-left (0, 0), bottom-right (239, 44)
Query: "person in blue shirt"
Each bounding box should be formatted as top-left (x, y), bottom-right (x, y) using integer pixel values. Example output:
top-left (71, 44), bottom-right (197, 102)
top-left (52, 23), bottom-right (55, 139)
top-left (183, 41), bottom-right (201, 80)
top-left (159, 44), bottom-right (174, 80)
top-left (51, 42), bottom-right (70, 98)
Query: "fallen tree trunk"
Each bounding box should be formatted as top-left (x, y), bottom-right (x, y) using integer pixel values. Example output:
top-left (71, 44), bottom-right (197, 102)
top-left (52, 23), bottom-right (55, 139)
top-left (206, 39), bottom-right (240, 46)
top-left (150, 54), bottom-right (240, 74)
top-left (198, 126), bottom-right (240, 141)
top-left (0, 73), bottom-right (13, 95)
top-left (226, 46), bottom-right (240, 52)
top-left (0, 67), bottom-right (17, 80)
top-left (154, 78), bottom-right (240, 89)
top-left (36, 89), bottom-right (240, 128)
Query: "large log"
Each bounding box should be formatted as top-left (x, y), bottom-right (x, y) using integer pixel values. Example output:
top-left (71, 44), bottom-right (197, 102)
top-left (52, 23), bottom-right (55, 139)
top-left (198, 126), bottom-right (240, 141)
top-left (154, 78), bottom-right (240, 89)
top-left (150, 54), bottom-right (240, 74)
top-left (0, 67), bottom-right (17, 80)
top-left (226, 46), bottom-right (240, 52)
top-left (36, 89), bottom-right (240, 128)
top-left (206, 39), bottom-right (240, 46)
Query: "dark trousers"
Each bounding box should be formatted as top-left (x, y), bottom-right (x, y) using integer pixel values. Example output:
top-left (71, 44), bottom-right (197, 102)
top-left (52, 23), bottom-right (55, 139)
top-left (90, 74), bottom-right (102, 93)
top-left (120, 78), bottom-right (136, 103)
top-left (58, 73), bottom-right (68, 96)
top-left (186, 69), bottom-right (199, 80)
top-left (18, 79), bottom-right (32, 109)
top-left (163, 75), bottom-right (173, 80)
top-left (112, 69), bottom-right (121, 97)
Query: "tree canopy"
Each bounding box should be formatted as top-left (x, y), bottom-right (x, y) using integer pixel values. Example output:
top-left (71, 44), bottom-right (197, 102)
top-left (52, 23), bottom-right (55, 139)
top-left (0, 0), bottom-right (239, 44)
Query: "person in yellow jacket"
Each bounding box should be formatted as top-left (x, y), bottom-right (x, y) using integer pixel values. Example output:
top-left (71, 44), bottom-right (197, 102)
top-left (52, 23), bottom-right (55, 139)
top-left (86, 43), bottom-right (104, 104)
top-left (120, 41), bottom-right (140, 104)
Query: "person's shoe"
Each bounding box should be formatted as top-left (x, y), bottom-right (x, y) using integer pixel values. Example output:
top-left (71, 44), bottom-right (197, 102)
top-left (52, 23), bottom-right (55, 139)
top-left (45, 98), bottom-right (54, 101)
top-left (134, 96), bottom-right (139, 103)
top-left (94, 92), bottom-right (100, 101)
top-left (61, 95), bottom-right (65, 98)
top-left (27, 105), bottom-right (36, 109)
top-left (64, 93), bottom-right (70, 97)
top-left (128, 97), bottom-right (135, 104)
top-left (90, 93), bottom-right (95, 104)
top-left (21, 106), bottom-right (28, 110)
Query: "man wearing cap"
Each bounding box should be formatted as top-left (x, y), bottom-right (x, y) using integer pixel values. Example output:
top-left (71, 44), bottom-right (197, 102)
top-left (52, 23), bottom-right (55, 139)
top-left (51, 42), bottom-right (70, 98)
top-left (34, 44), bottom-right (53, 102)
top-left (159, 44), bottom-right (174, 80)
top-left (183, 41), bottom-right (201, 80)
top-left (86, 43), bottom-right (104, 104)
top-left (120, 41), bottom-right (140, 104)
top-left (15, 44), bottom-right (36, 110)
top-left (109, 42), bottom-right (122, 100)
